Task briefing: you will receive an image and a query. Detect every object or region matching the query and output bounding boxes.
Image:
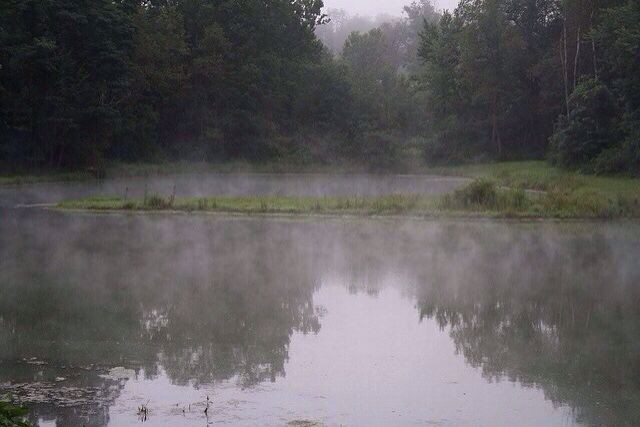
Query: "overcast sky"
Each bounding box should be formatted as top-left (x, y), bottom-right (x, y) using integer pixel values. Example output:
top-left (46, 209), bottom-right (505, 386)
top-left (323, 0), bottom-right (460, 16)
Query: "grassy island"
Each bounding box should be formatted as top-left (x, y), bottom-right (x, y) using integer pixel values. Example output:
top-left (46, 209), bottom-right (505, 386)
top-left (58, 175), bottom-right (640, 219)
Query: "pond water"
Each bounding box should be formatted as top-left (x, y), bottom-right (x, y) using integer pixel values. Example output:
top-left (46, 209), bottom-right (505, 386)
top-left (0, 174), bottom-right (639, 426)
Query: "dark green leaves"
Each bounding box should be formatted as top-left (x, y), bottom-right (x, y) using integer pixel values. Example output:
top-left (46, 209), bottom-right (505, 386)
top-left (0, 401), bottom-right (30, 427)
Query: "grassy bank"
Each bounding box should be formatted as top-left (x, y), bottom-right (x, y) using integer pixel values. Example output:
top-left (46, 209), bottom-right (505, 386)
top-left (9, 159), bottom-right (640, 218)
top-left (59, 194), bottom-right (441, 217)
top-left (57, 177), bottom-right (640, 219)
top-left (439, 161), bottom-right (640, 197)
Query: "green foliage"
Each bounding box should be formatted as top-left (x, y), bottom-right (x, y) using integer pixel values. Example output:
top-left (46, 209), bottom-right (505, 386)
top-left (441, 179), bottom-right (499, 209)
top-left (418, 0), bottom-right (562, 163)
top-left (0, 400), bottom-right (29, 427)
top-left (289, 51), bottom-right (354, 134)
top-left (0, 0), bottom-right (135, 168)
top-left (593, 1), bottom-right (640, 116)
top-left (341, 29), bottom-right (403, 130)
top-left (591, 129), bottom-right (640, 175)
top-left (549, 79), bottom-right (620, 170)
top-left (416, 0), bottom-right (640, 173)
top-left (61, 194), bottom-right (440, 216)
top-left (143, 194), bottom-right (173, 209)
top-left (1, 0), bottom-right (638, 173)
top-left (0, 0), bottom-right (350, 167)
top-left (337, 13), bottom-right (433, 135)
top-left (587, 1), bottom-right (640, 175)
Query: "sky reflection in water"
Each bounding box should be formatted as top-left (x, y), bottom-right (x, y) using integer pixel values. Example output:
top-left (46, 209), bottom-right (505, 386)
top-left (1, 181), bottom-right (639, 426)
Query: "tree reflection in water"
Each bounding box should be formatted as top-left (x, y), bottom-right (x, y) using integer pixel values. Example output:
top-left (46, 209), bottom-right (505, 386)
top-left (0, 214), bottom-right (323, 425)
top-left (0, 212), bottom-right (639, 426)
top-left (408, 226), bottom-right (640, 427)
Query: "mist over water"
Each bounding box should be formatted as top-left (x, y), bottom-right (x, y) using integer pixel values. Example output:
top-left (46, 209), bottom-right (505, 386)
top-left (0, 173), bottom-right (468, 208)
top-left (1, 175), bottom-right (640, 426)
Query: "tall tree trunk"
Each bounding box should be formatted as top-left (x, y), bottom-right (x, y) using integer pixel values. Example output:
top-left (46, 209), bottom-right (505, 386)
top-left (491, 92), bottom-right (502, 158)
top-left (57, 143), bottom-right (65, 169)
top-left (573, 26), bottom-right (581, 90)
top-left (591, 37), bottom-right (597, 79)
top-left (561, 23), bottom-right (570, 116)
top-left (591, 11), bottom-right (598, 79)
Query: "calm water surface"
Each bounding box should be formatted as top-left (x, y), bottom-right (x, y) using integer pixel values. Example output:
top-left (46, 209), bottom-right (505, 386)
top-left (0, 174), bottom-right (639, 426)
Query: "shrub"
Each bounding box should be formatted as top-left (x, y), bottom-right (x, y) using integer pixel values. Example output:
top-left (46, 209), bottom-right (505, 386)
top-left (442, 179), bottom-right (498, 209)
top-left (549, 79), bottom-right (620, 170)
top-left (592, 114), bottom-right (640, 175)
top-left (144, 194), bottom-right (172, 209)
top-left (197, 199), bottom-right (209, 210)
top-left (440, 179), bottom-right (537, 213)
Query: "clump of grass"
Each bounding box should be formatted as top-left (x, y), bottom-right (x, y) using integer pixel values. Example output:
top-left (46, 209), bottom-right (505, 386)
top-left (336, 198), bottom-right (351, 210)
top-left (197, 199), bottom-right (208, 210)
top-left (539, 189), bottom-right (633, 218)
top-left (439, 179), bottom-right (534, 215)
top-left (441, 179), bottom-right (499, 209)
top-left (372, 194), bottom-right (418, 214)
top-left (143, 194), bottom-right (173, 209)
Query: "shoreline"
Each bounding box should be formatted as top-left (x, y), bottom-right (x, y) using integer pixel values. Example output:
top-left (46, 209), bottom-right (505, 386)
top-left (5, 161), bottom-right (638, 220)
top-left (52, 206), bottom-right (640, 223)
top-left (55, 189), bottom-right (640, 220)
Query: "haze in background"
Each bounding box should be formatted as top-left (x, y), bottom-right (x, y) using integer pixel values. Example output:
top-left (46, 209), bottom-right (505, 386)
top-left (324, 0), bottom-right (459, 15)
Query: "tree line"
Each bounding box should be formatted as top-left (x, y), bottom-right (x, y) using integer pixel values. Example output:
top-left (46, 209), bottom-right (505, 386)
top-left (1, 0), bottom-right (638, 174)
top-left (1, 0), bottom-right (343, 168)
top-left (418, 0), bottom-right (640, 173)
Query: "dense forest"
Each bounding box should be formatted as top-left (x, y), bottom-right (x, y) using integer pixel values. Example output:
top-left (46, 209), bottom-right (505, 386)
top-left (418, 0), bottom-right (640, 174)
top-left (0, 0), bottom-right (638, 174)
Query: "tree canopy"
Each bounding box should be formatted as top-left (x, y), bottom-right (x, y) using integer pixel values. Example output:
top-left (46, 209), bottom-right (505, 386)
top-left (0, 0), bottom-right (638, 174)
top-left (417, 0), bottom-right (639, 173)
